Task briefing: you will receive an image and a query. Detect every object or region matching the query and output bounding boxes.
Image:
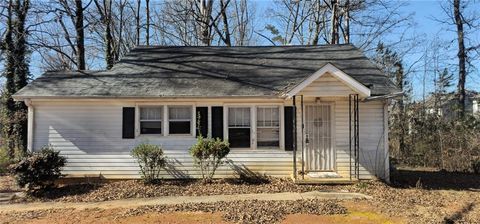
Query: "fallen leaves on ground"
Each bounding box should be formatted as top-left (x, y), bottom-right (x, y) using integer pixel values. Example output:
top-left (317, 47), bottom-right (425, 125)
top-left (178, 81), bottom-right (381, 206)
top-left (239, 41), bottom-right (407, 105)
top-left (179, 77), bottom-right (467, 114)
top-left (15, 177), bottom-right (340, 203)
top-left (118, 199), bottom-right (347, 224)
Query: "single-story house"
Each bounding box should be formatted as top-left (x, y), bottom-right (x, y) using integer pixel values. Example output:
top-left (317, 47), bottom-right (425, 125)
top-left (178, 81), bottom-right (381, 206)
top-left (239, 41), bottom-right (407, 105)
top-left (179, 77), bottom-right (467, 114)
top-left (13, 44), bottom-right (399, 182)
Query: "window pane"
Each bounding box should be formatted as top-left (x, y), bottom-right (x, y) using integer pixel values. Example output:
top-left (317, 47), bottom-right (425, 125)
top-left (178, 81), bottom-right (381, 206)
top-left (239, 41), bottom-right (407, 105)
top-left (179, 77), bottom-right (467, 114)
top-left (257, 107), bottom-right (279, 127)
top-left (169, 121), bottom-right (191, 134)
top-left (140, 121), bottom-right (162, 134)
top-left (140, 107), bottom-right (162, 120)
top-left (257, 128), bottom-right (279, 147)
top-left (169, 106), bottom-right (191, 120)
top-left (257, 107), bottom-right (279, 148)
top-left (228, 128), bottom-right (250, 148)
top-left (228, 107), bottom-right (250, 127)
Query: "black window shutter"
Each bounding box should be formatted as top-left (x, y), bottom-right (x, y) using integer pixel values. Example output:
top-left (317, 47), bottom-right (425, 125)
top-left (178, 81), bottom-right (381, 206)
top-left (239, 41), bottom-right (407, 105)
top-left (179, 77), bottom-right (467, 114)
top-left (196, 107), bottom-right (208, 137)
top-left (122, 107), bottom-right (135, 139)
top-left (211, 106), bottom-right (223, 140)
top-left (284, 106), bottom-right (294, 151)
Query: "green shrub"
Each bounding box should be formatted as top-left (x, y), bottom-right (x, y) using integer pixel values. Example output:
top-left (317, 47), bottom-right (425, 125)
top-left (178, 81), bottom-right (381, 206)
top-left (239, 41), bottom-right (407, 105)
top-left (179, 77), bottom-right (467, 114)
top-left (9, 145), bottom-right (66, 191)
top-left (0, 147), bottom-right (11, 175)
top-left (189, 136), bottom-right (230, 183)
top-left (131, 143), bottom-right (167, 184)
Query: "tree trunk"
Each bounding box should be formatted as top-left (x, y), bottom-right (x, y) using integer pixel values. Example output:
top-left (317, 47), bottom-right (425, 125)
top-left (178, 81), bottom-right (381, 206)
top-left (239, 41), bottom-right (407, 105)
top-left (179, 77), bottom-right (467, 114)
top-left (136, 0), bottom-right (141, 45)
top-left (105, 0), bottom-right (114, 69)
top-left (13, 0), bottom-right (30, 154)
top-left (454, 0), bottom-right (466, 117)
top-left (342, 0), bottom-right (350, 43)
top-left (75, 0), bottom-right (86, 70)
top-left (395, 62), bottom-right (406, 155)
top-left (220, 0), bottom-right (231, 46)
top-left (199, 0), bottom-right (213, 46)
top-left (3, 0), bottom-right (16, 158)
top-left (146, 0), bottom-right (150, 46)
top-left (330, 0), bottom-right (339, 44)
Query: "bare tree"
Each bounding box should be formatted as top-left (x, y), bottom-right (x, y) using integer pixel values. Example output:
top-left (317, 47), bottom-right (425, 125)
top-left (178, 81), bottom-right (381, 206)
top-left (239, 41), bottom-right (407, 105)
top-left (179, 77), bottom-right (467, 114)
top-left (30, 0), bottom-right (92, 70)
top-left (330, 0), bottom-right (339, 44)
top-left (136, 0), bottom-right (141, 45)
top-left (75, 0), bottom-right (85, 70)
top-left (453, 0), bottom-right (466, 116)
top-left (93, 0), bottom-right (114, 68)
top-left (435, 0), bottom-right (480, 117)
top-left (266, 0), bottom-right (414, 51)
top-left (146, 0), bottom-right (150, 45)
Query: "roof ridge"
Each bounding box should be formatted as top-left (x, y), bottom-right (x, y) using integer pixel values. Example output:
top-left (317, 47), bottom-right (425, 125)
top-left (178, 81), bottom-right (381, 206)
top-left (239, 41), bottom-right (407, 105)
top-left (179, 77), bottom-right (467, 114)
top-left (133, 44), bottom-right (355, 49)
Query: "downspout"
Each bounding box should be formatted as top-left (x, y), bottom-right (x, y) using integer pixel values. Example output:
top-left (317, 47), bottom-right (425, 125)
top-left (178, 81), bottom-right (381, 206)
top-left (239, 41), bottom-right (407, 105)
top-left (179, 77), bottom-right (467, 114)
top-left (383, 100), bottom-right (390, 183)
top-left (25, 99), bottom-right (34, 152)
top-left (300, 95), bottom-right (305, 180)
top-left (293, 96), bottom-right (297, 180)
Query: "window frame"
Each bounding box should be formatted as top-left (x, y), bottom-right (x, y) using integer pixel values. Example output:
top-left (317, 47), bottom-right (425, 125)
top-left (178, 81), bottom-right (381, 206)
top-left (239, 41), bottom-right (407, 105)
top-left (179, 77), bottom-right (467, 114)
top-left (168, 105), bottom-right (194, 135)
top-left (227, 106), bottom-right (252, 149)
top-left (139, 106), bottom-right (163, 135)
top-left (224, 104), bottom-right (285, 150)
top-left (256, 106), bottom-right (281, 149)
top-left (135, 103), bottom-right (196, 138)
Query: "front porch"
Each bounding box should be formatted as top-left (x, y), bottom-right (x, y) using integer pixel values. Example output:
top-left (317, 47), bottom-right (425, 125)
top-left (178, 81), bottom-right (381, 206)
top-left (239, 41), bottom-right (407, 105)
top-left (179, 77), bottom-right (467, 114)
top-left (284, 64), bottom-right (378, 183)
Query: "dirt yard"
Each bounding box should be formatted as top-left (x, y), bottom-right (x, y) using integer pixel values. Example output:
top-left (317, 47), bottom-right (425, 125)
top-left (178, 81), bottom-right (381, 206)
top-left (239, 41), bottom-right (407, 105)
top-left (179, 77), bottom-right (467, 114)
top-left (1, 168), bottom-right (479, 224)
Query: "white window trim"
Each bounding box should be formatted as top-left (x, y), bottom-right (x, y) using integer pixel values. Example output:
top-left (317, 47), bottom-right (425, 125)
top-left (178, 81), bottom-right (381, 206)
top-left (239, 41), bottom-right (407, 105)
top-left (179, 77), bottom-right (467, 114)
top-left (167, 105), bottom-right (195, 136)
top-left (224, 103), bottom-right (285, 150)
top-left (256, 106), bottom-right (281, 149)
top-left (135, 102), bottom-right (196, 138)
top-left (139, 106), bottom-right (163, 135)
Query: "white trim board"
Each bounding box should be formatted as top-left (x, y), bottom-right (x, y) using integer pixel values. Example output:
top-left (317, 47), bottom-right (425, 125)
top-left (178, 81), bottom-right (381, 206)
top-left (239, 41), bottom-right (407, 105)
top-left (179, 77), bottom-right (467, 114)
top-left (284, 63), bottom-right (371, 98)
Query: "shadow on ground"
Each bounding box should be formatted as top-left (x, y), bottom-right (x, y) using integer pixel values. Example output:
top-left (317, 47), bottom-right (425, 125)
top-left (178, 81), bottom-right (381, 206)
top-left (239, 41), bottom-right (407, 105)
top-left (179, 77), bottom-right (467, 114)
top-left (390, 168), bottom-right (480, 190)
top-left (30, 183), bottom-right (101, 200)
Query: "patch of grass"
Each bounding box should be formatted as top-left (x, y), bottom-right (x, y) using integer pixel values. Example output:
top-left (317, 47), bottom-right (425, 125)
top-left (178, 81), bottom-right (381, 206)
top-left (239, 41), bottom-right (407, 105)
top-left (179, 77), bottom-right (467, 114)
top-left (356, 182), bottom-right (369, 190)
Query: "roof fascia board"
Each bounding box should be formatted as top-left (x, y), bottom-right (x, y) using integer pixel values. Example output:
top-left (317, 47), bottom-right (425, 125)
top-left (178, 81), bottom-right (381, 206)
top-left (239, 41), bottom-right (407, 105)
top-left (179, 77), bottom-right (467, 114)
top-left (13, 95), bottom-right (284, 102)
top-left (284, 63), bottom-right (371, 98)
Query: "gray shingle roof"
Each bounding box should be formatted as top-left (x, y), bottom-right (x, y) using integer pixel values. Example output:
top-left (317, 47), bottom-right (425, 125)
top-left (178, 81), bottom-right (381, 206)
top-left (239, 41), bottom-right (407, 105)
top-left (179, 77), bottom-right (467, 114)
top-left (14, 44), bottom-right (398, 99)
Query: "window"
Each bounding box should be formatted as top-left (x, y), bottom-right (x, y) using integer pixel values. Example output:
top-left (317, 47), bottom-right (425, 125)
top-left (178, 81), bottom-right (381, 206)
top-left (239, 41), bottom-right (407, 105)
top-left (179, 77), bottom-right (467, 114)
top-left (228, 107), bottom-right (251, 148)
top-left (257, 107), bottom-right (280, 147)
top-left (169, 106), bottom-right (192, 134)
top-left (140, 107), bottom-right (162, 134)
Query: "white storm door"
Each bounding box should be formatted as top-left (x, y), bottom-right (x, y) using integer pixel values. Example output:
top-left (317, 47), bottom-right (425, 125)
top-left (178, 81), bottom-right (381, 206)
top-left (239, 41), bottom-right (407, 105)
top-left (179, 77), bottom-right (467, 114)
top-left (305, 104), bottom-right (334, 171)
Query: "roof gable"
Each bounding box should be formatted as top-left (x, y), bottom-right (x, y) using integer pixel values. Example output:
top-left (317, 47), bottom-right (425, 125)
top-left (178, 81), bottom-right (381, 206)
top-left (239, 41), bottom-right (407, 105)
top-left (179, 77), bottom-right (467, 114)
top-left (285, 63), bottom-right (371, 98)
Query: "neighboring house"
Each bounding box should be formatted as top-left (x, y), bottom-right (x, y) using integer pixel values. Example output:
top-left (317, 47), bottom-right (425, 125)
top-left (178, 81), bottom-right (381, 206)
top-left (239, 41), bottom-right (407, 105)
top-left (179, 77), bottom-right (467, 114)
top-left (426, 90), bottom-right (480, 119)
top-left (13, 44), bottom-right (398, 182)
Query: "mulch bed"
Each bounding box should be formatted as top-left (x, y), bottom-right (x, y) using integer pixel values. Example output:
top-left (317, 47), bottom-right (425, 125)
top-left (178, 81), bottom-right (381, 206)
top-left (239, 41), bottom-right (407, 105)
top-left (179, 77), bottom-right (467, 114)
top-left (15, 177), bottom-right (343, 203)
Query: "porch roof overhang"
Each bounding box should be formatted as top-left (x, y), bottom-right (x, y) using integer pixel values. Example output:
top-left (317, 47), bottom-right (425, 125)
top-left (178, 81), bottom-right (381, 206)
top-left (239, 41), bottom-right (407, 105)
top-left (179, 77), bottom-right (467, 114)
top-left (282, 63), bottom-right (371, 99)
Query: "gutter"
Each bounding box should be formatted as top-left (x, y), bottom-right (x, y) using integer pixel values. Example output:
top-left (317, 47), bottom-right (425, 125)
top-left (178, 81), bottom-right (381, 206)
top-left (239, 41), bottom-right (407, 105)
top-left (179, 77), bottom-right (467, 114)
top-left (12, 95), bottom-right (285, 101)
top-left (363, 92), bottom-right (403, 101)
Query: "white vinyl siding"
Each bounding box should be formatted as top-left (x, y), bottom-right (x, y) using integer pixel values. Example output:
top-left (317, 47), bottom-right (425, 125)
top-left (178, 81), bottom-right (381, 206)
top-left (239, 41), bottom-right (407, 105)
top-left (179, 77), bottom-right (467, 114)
top-left (30, 96), bottom-right (387, 180)
top-left (299, 73), bottom-right (355, 96)
top-left (295, 98), bottom-right (387, 180)
top-left (32, 101), bottom-right (295, 179)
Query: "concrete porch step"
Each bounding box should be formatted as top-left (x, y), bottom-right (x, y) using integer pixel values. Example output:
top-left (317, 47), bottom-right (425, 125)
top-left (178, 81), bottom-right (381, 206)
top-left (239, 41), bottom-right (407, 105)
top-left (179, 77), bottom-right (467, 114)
top-left (291, 175), bottom-right (358, 185)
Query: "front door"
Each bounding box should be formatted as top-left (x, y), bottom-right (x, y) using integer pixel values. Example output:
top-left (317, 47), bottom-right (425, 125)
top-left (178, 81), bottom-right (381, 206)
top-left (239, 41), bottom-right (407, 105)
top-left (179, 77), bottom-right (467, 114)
top-left (305, 104), bottom-right (334, 171)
